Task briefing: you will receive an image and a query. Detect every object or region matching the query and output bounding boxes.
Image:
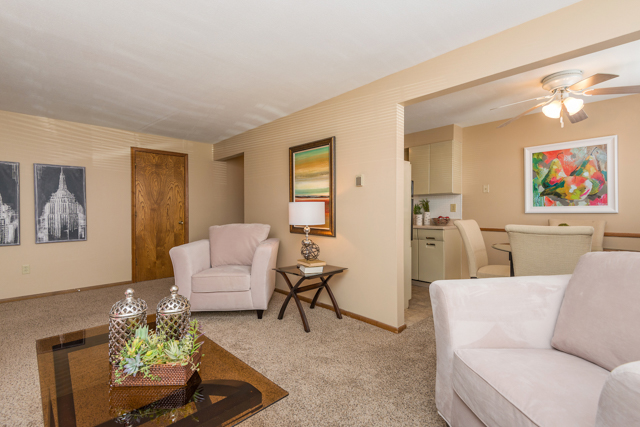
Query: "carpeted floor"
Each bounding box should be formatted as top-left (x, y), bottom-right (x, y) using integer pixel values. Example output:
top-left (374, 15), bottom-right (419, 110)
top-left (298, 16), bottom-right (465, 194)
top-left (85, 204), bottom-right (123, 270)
top-left (0, 279), bottom-right (446, 427)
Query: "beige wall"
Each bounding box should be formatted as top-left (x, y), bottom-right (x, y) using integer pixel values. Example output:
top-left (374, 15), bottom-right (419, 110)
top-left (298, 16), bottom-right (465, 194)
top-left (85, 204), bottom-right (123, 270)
top-left (212, 1), bottom-right (640, 328)
top-left (463, 94), bottom-right (640, 265)
top-left (0, 110), bottom-right (243, 300)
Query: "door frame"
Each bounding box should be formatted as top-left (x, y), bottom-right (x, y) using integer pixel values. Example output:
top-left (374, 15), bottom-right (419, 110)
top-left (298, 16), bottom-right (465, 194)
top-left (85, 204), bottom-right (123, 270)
top-left (131, 147), bottom-right (189, 283)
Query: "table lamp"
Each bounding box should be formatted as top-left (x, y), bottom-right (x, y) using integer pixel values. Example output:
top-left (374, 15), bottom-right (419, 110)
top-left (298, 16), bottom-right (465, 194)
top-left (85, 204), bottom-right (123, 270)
top-left (289, 201), bottom-right (325, 261)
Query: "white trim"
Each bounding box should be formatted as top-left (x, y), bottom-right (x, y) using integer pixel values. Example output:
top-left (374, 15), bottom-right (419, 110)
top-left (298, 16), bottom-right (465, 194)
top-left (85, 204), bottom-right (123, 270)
top-left (524, 135), bottom-right (618, 214)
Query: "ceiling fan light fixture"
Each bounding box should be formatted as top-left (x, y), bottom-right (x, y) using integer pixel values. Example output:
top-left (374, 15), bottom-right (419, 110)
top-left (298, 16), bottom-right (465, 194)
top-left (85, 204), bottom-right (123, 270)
top-left (563, 97), bottom-right (584, 115)
top-left (542, 100), bottom-right (562, 119)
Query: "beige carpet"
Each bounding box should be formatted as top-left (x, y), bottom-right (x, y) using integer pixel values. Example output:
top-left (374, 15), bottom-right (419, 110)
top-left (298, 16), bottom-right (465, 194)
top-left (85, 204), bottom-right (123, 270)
top-left (0, 279), bottom-right (446, 427)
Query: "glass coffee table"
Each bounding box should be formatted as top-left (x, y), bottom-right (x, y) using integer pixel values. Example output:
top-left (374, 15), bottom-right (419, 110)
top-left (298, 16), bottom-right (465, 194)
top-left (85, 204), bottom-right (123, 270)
top-left (36, 315), bottom-right (287, 426)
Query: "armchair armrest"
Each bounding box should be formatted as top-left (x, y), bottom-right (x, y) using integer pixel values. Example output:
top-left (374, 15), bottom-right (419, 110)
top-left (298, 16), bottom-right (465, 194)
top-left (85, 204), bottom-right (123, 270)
top-left (430, 275), bottom-right (571, 424)
top-left (169, 239), bottom-right (210, 298)
top-left (596, 361), bottom-right (640, 426)
top-left (250, 238), bottom-right (280, 310)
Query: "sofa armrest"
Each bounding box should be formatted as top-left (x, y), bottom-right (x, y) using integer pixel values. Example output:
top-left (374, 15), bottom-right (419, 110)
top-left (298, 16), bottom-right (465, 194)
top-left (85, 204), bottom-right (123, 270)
top-left (430, 275), bottom-right (571, 425)
top-left (250, 238), bottom-right (280, 310)
top-left (169, 239), bottom-right (210, 298)
top-left (596, 361), bottom-right (640, 426)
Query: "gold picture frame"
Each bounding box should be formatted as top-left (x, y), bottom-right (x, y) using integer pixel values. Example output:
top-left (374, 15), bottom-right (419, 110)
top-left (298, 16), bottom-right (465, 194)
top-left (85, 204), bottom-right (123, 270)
top-left (289, 137), bottom-right (336, 237)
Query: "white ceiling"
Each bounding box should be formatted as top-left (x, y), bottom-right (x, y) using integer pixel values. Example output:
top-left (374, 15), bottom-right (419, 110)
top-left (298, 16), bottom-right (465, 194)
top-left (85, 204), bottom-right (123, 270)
top-left (0, 0), bottom-right (579, 144)
top-left (405, 39), bottom-right (640, 134)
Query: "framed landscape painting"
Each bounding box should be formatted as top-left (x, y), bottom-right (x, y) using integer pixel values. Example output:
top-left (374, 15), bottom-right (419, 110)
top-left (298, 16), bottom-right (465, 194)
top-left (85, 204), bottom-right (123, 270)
top-left (0, 161), bottom-right (20, 246)
top-left (34, 164), bottom-right (87, 243)
top-left (524, 135), bottom-right (618, 213)
top-left (289, 137), bottom-right (336, 237)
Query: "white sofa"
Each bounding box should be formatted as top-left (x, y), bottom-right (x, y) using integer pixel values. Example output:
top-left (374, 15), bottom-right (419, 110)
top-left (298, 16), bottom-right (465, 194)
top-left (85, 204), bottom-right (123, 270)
top-left (169, 223), bottom-right (279, 318)
top-left (430, 252), bottom-right (640, 427)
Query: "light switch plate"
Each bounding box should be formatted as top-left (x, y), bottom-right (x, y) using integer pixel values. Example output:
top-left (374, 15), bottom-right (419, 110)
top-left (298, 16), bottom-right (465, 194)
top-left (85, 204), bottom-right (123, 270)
top-left (450, 204), bottom-right (457, 212)
top-left (356, 174), bottom-right (364, 187)
top-left (483, 184), bottom-right (490, 193)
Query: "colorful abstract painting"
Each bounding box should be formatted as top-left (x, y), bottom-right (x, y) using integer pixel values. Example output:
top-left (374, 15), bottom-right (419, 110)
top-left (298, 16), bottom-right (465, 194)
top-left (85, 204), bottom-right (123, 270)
top-left (289, 137), bottom-right (335, 237)
top-left (524, 136), bottom-right (618, 213)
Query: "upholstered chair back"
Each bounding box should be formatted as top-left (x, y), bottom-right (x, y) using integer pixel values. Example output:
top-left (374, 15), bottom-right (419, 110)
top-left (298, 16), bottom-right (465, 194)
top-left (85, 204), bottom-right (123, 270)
top-left (454, 220), bottom-right (489, 278)
top-left (506, 224), bottom-right (593, 276)
top-left (548, 219), bottom-right (606, 251)
top-left (209, 224), bottom-right (270, 267)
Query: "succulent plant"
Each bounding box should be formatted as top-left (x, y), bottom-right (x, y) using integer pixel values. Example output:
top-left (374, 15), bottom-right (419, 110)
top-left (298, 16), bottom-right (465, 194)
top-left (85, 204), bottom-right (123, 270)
top-left (115, 320), bottom-right (203, 382)
top-left (164, 341), bottom-right (183, 361)
top-left (135, 325), bottom-right (149, 341)
top-left (123, 354), bottom-right (144, 377)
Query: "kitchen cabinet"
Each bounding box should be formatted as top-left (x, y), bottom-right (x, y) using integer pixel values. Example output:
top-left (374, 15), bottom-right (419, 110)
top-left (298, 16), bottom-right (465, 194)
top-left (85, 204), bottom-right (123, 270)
top-left (409, 140), bottom-right (462, 195)
top-left (412, 227), bottom-right (462, 282)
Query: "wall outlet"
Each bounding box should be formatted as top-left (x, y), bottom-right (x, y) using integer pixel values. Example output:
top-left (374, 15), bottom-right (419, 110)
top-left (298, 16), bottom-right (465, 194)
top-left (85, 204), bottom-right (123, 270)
top-left (450, 203), bottom-right (457, 212)
top-left (483, 184), bottom-right (490, 193)
top-left (22, 265), bottom-right (30, 275)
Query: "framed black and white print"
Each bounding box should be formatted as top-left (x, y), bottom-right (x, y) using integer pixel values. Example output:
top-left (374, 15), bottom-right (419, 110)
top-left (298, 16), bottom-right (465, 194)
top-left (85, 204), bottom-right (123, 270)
top-left (34, 164), bottom-right (87, 243)
top-left (0, 161), bottom-right (20, 246)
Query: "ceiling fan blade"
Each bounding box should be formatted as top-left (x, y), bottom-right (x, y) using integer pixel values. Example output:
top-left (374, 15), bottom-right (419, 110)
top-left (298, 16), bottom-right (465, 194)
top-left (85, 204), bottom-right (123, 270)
top-left (490, 95), bottom-right (552, 110)
top-left (569, 73), bottom-right (618, 91)
top-left (497, 100), bottom-right (550, 128)
top-left (583, 85), bottom-right (640, 95)
top-left (563, 104), bottom-right (589, 124)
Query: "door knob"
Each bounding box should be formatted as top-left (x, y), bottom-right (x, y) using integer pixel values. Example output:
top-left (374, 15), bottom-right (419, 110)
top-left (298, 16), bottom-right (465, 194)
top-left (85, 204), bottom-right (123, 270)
top-left (178, 221), bottom-right (184, 225)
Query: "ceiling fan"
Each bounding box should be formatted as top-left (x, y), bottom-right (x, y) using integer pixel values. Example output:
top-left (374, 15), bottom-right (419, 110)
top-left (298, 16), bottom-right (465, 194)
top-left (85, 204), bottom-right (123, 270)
top-left (494, 69), bottom-right (640, 128)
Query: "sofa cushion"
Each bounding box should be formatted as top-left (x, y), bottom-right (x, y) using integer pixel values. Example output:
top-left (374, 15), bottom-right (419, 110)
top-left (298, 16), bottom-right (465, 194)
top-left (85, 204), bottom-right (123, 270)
top-left (551, 252), bottom-right (640, 371)
top-left (453, 348), bottom-right (609, 427)
top-left (191, 265), bottom-right (251, 293)
top-left (209, 224), bottom-right (270, 268)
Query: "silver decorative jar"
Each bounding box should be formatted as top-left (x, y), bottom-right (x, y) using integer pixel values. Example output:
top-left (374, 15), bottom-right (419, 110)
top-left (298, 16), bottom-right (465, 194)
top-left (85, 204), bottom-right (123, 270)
top-left (108, 288), bottom-right (148, 364)
top-left (156, 286), bottom-right (191, 341)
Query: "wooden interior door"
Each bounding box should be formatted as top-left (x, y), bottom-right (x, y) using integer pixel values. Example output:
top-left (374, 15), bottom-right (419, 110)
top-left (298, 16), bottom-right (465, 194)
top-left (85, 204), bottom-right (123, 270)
top-left (132, 148), bottom-right (188, 282)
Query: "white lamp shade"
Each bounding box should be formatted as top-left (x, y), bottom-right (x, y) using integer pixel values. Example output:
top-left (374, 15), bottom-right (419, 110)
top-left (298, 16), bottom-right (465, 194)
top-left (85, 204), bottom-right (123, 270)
top-left (563, 97), bottom-right (584, 115)
top-left (289, 202), bottom-right (325, 226)
top-left (542, 100), bottom-right (562, 118)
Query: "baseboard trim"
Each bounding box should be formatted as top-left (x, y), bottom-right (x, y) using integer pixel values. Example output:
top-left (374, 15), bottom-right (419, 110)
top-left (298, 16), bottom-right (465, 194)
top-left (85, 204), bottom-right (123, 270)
top-left (274, 288), bottom-right (407, 334)
top-left (0, 280), bottom-right (133, 304)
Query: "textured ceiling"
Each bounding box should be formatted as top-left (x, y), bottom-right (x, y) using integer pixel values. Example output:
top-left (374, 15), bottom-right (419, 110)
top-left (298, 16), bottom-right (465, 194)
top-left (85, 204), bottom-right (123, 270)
top-left (0, 0), bottom-right (578, 143)
top-left (405, 39), bottom-right (640, 133)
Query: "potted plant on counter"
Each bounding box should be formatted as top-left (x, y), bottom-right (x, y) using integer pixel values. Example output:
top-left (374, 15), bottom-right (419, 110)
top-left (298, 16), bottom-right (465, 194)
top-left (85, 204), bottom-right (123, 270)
top-left (419, 199), bottom-right (430, 226)
top-left (413, 204), bottom-right (423, 226)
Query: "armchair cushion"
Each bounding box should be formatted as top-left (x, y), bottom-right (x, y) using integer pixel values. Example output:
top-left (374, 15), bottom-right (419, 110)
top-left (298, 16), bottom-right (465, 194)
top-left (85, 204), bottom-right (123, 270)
top-left (192, 265), bottom-right (251, 293)
top-left (552, 252), bottom-right (640, 371)
top-left (453, 348), bottom-right (608, 427)
top-left (209, 224), bottom-right (270, 267)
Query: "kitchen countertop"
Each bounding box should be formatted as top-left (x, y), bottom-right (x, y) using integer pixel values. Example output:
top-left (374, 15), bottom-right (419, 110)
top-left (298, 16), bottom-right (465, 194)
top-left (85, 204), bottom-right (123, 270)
top-left (414, 224), bottom-right (458, 230)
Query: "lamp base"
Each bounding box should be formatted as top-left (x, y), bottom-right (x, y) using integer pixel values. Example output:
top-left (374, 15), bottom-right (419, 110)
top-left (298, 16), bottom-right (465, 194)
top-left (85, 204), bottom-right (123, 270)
top-left (300, 238), bottom-right (320, 261)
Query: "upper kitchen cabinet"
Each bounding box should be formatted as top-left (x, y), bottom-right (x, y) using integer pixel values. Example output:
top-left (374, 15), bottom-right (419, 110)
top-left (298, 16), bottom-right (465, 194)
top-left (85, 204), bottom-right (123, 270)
top-left (409, 143), bottom-right (430, 195)
top-left (409, 140), bottom-right (462, 195)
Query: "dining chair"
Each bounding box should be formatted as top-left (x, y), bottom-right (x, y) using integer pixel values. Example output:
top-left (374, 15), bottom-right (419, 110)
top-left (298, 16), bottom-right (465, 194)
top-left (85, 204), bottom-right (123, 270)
top-left (548, 219), bottom-right (606, 251)
top-left (505, 224), bottom-right (593, 276)
top-left (454, 220), bottom-right (510, 278)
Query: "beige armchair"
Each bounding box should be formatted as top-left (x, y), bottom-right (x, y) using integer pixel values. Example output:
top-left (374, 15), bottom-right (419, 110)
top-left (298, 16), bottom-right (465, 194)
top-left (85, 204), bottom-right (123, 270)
top-left (548, 219), bottom-right (606, 251)
top-left (506, 224), bottom-right (593, 276)
top-left (454, 220), bottom-right (510, 278)
top-left (169, 224), bottom-right (280, 319)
